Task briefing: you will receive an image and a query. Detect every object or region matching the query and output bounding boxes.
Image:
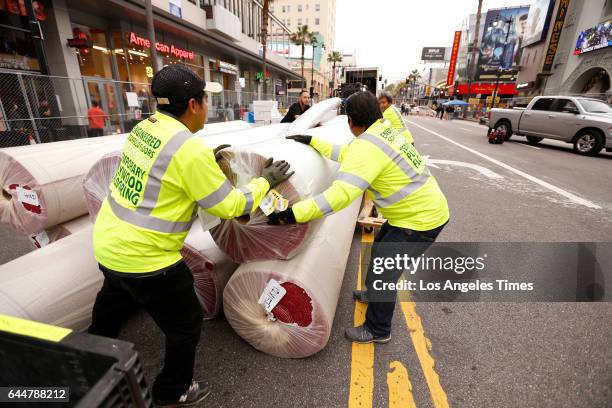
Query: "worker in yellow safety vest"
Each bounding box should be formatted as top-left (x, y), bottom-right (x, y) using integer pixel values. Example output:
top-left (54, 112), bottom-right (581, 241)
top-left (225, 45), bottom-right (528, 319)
top-left (378, 91), bottom-right (415, 145)
top-left (274, 91), bottom-right (449, 344)
top-left (89, 65), bottom-right (293, 406)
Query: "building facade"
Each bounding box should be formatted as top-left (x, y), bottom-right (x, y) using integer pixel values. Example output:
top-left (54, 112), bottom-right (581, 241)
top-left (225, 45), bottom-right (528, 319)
top-left (0, 0), bottom-right (299, 145)
top-left (270, 0), bottom-right (337, 98)
top-left (542, 0), bottom-right (611, 99)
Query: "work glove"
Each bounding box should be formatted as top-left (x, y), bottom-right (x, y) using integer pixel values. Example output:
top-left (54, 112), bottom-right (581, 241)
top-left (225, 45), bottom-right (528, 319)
top-left (286, 135), bottom-right (312, 145)
top-left (267, 208), bottom-right (297, 225)
top-left (213, 144), bottom-right (231, 161)
top-left (261, 157), bottom-right (294, 188)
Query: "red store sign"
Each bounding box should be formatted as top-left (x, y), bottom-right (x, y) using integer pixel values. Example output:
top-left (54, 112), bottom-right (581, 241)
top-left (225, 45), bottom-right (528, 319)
top-left (129, 32), bottom-right (195, 60)
top-left (456, 83), bottom-right (518, 95)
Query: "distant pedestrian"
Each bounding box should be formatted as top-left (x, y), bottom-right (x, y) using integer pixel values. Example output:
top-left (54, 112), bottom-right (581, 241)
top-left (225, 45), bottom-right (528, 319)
top-left (225, 102), bottom-right (234, 121)
top-left (436, 104), bottom-right (444, 120)
top-left (38, 98), bottom-right (58, 142)
top-left (87, 100), bottom-right (108, 137)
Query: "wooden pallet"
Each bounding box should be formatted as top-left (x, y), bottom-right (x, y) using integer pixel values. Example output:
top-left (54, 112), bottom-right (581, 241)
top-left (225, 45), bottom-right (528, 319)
top-left (357, 197), bottom-right (386, 232)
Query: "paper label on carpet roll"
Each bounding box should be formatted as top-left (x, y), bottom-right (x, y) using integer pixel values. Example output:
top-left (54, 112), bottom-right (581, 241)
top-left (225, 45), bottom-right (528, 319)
top-left (16, 186), bottom-right (40, 206)
top-left (258, 279), bottom-right (287, 313)
top-left (30, 230), bottom-right (50, 248)
top-left (259, 189), bottom-right (284, 216)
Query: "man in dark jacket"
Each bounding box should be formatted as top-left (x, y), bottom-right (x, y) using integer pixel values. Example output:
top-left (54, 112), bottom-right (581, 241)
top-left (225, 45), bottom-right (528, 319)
top-left (281, 90), bottom-right (311, 123)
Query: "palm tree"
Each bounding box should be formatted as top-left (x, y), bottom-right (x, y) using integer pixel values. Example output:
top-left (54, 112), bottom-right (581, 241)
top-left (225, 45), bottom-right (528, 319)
top-left (260, 0), bottom-right (273, 95)
top-left (408, 69), bottom-right (422, 101)
top-left (327, 51), bottom-right (343, 90)
top-left (290, 24), bottom-right (313, 88)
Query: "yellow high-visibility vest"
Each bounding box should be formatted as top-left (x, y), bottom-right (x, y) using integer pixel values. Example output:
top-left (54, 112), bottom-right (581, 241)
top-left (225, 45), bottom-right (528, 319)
top-left (383, 105), bottom-right (415, 144)
top-left (93, 112), bottom-right (270, 274)
top-left (292, 119), bottom-right (449, 231)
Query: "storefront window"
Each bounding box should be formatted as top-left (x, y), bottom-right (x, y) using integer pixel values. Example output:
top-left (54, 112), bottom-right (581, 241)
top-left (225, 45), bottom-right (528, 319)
top-left (72, 24), bottom-right (113, 79)
top-left (0, 27), bottom-right (40, 71)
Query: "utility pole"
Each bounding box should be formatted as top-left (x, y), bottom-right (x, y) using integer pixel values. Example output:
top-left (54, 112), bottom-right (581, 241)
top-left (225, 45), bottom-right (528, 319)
top-left (145, 0), bottom-right (161, 74)
top-left (468, 0), bottom-right (483, 102)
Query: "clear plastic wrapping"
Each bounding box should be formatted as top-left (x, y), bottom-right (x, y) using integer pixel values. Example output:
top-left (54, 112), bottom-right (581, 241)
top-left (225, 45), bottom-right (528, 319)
top-left (0, 226), bottom-right (102, 331)
top-left (222, 198), bottom-right (360, 358)
top-left (82, 151), bottom-right (122, 223)
top-left (182, 224), bottom-right (239, 319)
top-left (0, 135), bottom-right (127, 234)
top-left (286, 97), bottom-right (342, 135)
top-left (210, 121), bottom-right (354, 262)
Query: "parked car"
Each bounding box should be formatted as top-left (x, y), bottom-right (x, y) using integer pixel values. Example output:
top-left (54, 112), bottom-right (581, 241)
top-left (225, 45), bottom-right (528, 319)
top-left (488, 96), bottom-right (612, 155)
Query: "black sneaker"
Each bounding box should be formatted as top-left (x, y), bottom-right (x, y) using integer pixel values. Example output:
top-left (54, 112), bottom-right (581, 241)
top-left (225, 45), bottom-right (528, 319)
top-left (345, 325), bottom-right (391, 344)
top-left (154, 380), bottom-right (211, 407)
top-left (353, 290), bottom-right (369, 303)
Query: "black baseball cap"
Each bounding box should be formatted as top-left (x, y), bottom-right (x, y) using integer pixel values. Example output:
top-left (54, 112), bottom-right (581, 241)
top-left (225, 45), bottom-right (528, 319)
top-left (151, 64), bottom-right (222, 106)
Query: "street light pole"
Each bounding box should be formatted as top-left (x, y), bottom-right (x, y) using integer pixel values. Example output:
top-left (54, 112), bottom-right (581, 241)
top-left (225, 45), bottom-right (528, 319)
top-left (145, 0), bottom-right (161, 74)
top-left (310, 39), bottom-right (317, 99)
top-left (489, 15), bottom-right (514, 111)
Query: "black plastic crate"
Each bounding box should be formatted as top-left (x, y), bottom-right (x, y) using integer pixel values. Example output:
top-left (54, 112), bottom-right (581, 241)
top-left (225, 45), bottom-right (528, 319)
top-left (0, 316), bottom-right (152, 407)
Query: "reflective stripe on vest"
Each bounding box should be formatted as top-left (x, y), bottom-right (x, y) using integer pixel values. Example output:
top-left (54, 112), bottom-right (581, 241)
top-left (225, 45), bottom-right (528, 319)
top-left (314, 194), bottom-right (334, 216)
top-left (360, 132), bottom-right (431, 207)
top-left (336, 171), bottom-right (370, 190)
top-left (239, 185), bottom-right (254, 215)
top-left (107, 129), bottom-right (195, 233)
top-left (330, 144), bottom-right (342, 161)
top-left (196, 179), bottom-right (233, 209)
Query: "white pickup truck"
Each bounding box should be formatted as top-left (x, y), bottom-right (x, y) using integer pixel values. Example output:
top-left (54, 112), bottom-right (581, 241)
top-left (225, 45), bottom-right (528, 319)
top-left (489, 96), bottom-right (612, 155)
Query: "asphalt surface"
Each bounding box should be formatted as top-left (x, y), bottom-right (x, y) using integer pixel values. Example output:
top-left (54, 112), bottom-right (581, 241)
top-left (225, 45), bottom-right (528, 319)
top-left (0, 115), bottom-right (610, 407)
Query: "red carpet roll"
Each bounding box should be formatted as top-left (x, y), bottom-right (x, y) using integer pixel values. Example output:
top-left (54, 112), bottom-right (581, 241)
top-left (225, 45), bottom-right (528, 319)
top-left (222, 199), bottom-right (360, 358)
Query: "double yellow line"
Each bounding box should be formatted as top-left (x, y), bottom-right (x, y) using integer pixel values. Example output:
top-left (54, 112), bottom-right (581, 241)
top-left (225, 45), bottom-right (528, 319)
top-left (348, 230), bottom-right (449, 408)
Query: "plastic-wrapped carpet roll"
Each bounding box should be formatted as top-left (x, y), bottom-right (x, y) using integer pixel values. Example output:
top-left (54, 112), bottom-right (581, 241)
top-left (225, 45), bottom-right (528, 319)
top-left (30, 215), bottom-right (92, 248)
top-left (82, 151), bottom-right (122, 223)
top-left (286, 98), bottom-right (341, 135)
top-left (222, 198), bottom-right (360, 358)
top-left (0, 226), bottom-right (101, 331)
top-left (0, 135), bottom-right (127, 234)
top-left (181, 223), bottom-right (238, 319)
top-left (81, 123), bottom-right (291, 223)
top-left (210, 121), bottom-right (354, 262)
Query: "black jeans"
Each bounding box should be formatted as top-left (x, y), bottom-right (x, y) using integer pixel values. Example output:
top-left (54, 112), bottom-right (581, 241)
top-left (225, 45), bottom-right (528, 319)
top-left (88, 128), bottom-right (103, 137)
top-left (364, 221), bottom-right (446, 337)
top-left (88, 261), bottom-right (203, 401)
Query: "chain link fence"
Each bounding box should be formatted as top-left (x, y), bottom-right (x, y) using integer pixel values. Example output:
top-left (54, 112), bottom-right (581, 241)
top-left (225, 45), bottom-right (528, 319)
top-left (0, 71), bottom-right (305, 148)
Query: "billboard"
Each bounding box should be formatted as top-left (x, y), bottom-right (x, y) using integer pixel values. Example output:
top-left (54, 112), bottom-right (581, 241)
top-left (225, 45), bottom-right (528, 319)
top-left (543, 0), bottom-right (570, 72)
top-left (522, 0), bottom-right (555, 47)
top-left (476, 6), bottom-right (530, 82)
top-left (446, 32), bottom-right (461, 86)
top-left (574, 19), bottom-right (612, 55)
top-left (421, 47), bottom-right (447, 61)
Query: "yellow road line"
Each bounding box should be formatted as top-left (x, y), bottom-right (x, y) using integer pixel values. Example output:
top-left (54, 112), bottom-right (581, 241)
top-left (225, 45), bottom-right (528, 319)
top-left (348, 230), bottom-right (374, 408)
top-left (399, 300), bottom-right (449, 408)
top-left (387, 361), bottom-right (417, 408)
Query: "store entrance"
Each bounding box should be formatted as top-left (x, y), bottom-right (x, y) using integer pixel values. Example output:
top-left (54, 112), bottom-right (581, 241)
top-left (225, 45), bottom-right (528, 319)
top-left (83, 78), bottom-right (124, 134)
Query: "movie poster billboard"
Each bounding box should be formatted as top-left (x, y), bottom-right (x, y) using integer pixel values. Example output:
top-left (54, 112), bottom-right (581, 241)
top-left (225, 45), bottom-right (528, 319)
top-left (522, 0), bottom-right (555, 47)
top-left (574, 19), bottom-right (612, 55)
top-left (476, 6), bottom-right (530, 82)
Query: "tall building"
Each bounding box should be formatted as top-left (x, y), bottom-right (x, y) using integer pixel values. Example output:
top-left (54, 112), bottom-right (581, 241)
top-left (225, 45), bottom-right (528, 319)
top-left (0, 0), bottom-right (299, 145)
top-left (270, 0), bottom-right (337, 97)
top-left (539, 0), bottom-right (611, 98)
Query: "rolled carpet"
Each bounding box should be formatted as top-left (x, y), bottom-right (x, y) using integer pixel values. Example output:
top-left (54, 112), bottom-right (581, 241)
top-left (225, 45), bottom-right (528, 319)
top-left (222, 198), bottom-right (360, 358)
top-left (30, 215), bottom-right (92, 248)
top-left (182, 223), bottom-right (239, 319)
top-left (0, 226), bottom-right (101, 331)
top-left (0, 135), bottom-right (127, 234)
top-left (210, 121), bottom-right (353, 262)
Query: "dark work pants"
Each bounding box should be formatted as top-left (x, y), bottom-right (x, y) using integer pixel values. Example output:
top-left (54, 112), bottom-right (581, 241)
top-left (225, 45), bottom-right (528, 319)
top-left (88, 128), bottom-right (103, 137)
top-left (364, 221), bottom-right (446, 337)
top-left (88, 261), bottom-right (203, 401)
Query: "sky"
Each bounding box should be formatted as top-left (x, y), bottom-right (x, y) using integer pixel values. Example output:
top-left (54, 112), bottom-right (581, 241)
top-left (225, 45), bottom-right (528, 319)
top-left (335, 0), bottom-right (534, 83)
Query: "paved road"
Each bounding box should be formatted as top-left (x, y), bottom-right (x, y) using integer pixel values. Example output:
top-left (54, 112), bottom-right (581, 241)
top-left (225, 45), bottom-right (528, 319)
top-left (1, 116), bottom-right (610, 407)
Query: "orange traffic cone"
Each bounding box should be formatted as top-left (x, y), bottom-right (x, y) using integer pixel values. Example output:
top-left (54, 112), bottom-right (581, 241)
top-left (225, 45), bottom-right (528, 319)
top-left (27, 133), bottom-right (36, 145)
